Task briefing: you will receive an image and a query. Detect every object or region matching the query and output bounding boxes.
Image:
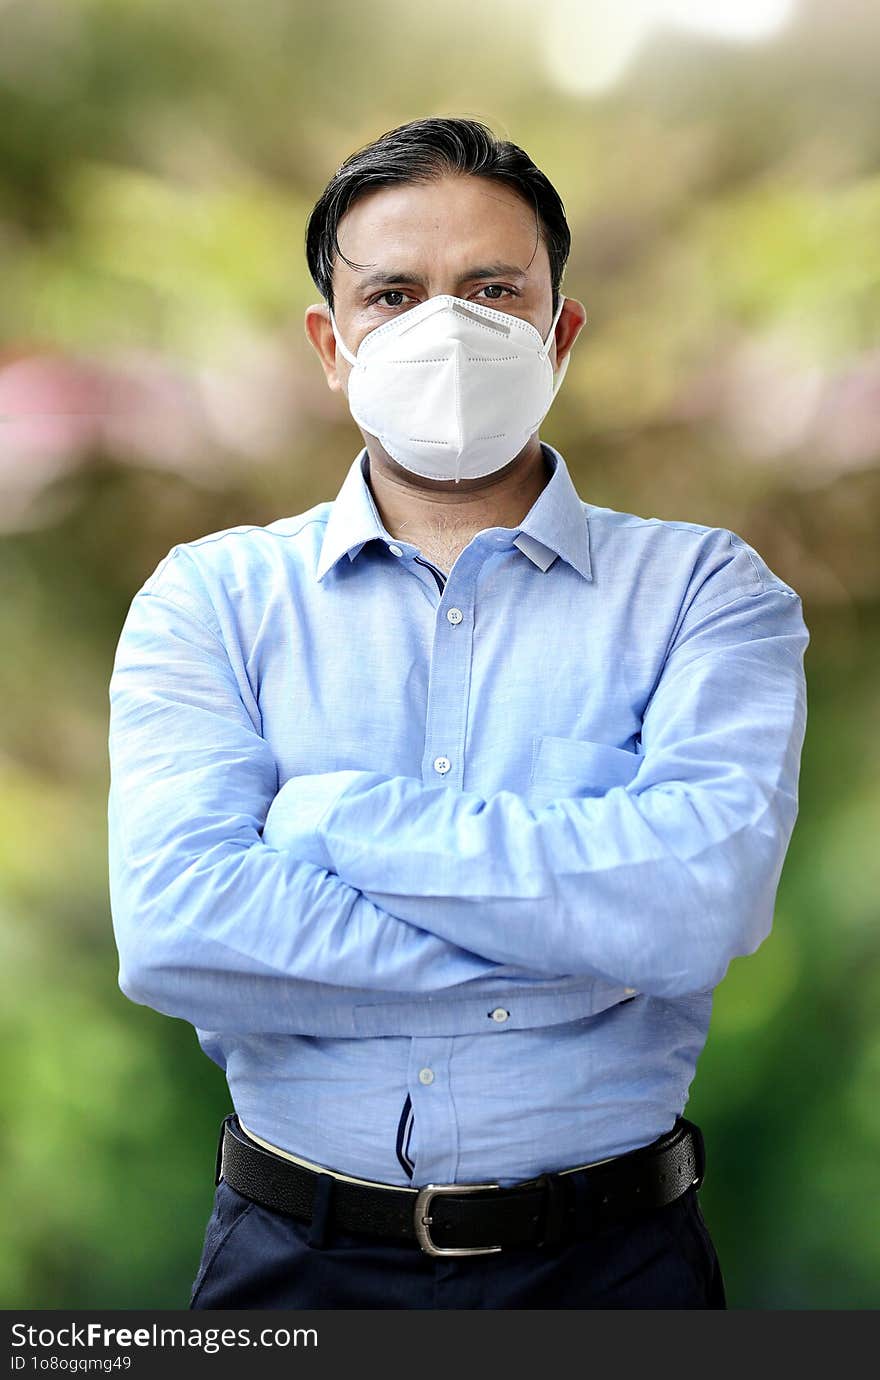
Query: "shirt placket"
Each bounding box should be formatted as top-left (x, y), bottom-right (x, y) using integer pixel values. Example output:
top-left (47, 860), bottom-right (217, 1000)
top-left (403, 543), bottom-right (484, 1184)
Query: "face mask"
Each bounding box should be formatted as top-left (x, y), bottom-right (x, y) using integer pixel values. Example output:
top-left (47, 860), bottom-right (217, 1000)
top-left (329, 292), bottom-right (571, 482)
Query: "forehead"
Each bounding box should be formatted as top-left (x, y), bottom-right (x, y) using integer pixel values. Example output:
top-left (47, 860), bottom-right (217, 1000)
top-left (333, 174), bottom-right (548, 291)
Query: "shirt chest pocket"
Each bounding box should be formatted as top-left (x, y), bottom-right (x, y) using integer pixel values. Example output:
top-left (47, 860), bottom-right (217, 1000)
top-left (528, 734), bottom-right (642, 809)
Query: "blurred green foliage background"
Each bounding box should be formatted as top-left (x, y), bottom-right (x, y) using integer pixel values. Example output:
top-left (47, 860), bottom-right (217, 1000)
top-left (1, 0), bottom-right (878, 1309)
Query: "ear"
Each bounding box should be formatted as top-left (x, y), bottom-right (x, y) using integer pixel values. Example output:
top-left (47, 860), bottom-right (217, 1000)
top-left (552, 298), bottom-right (587, 372)
top-left (304, 303), bottom-right (344, 392)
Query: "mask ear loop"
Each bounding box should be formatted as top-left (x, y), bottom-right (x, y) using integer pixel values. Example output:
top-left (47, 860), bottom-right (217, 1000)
top-left (551, 346), bottom-right (571, 398)
top-left (328, 308), bottom-right (360, 368)
top-left (543, 295), bottom-right (576, 398)
top-left (541, 294), bottom-right (567, 357)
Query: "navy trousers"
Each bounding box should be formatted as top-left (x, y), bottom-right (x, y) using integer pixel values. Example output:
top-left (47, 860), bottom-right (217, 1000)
top-left (188, 1166), bottom-right (727, 1309)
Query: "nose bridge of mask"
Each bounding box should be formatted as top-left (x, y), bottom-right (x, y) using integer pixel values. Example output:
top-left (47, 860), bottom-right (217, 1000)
top-left (450, 299), bottom-right (510, 335)
top-left (331, 293), bottom-right (473, 367)
top-left (446, 293), bottom-right (565, 355)
top-left (331, 291), bottom-right (567, 366)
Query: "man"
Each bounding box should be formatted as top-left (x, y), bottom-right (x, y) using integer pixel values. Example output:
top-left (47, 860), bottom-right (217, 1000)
top-left (107, 117), bottom-right (809, 1309)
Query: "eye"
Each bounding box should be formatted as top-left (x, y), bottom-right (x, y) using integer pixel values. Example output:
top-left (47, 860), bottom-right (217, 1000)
top-left (373, 290), bottom-right (413, 308)
top-left (476, 284), bottom-right (516, 301)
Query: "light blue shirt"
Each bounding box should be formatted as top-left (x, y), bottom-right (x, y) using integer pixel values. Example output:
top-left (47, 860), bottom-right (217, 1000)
top-left (108, 442), bottom-right (809, 1187)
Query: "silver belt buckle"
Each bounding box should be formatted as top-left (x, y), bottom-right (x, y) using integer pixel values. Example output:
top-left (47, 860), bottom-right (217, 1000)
top-left (414, 1182), bottom-right (503, 1257)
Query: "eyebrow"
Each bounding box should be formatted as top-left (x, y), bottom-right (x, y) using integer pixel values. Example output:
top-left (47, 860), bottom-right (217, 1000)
top-left (356, 262), bottom-right (529, 292)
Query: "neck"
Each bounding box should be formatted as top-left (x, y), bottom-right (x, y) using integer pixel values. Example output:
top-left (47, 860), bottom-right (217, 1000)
top-left (365, 436), bottom-right (552, 543)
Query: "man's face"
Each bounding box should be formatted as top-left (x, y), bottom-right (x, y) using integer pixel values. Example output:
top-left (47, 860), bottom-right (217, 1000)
top-left (319, 172), bottom-right (562, 393)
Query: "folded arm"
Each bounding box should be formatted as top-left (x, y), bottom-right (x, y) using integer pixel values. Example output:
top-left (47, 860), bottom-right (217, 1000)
top-left (108, 566), bottom-right (503, 1036)
top-left (278, 583), bottom-right (809, 998)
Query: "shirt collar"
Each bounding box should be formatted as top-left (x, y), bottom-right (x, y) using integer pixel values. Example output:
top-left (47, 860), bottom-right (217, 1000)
top-left (315, 442), bottom-right (592, 583)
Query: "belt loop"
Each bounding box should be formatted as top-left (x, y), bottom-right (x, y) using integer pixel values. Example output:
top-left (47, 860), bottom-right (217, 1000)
top-left (534, 1172), bottom-right (569, 1249)
top-left (215, 1114), bottom-right (232, 1186)
top-left (307, 1172), bottom-right (336, 1250)
top-left (690, 1120), bottom-right (706, 1189)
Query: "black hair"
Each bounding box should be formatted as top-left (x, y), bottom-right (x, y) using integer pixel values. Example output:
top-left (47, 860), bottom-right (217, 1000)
top-left (305, 116), bottom-right (571, 315)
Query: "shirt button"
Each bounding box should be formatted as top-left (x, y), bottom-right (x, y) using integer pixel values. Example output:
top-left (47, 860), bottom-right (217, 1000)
top-left (418, 1068), bottom-right (434, 1085)
top-left (446, 607), bottom-right (463, 625)
top-left (489, 1008), bottom-right (510, 1023)
top-left (433, 756), bottom-right (451, 775)
top-left (388, 544), bottom-right (404, 557)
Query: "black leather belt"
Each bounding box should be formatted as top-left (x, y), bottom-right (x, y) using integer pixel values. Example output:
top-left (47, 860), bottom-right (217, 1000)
top-left (215, 1113), bottom-right (706, 1257)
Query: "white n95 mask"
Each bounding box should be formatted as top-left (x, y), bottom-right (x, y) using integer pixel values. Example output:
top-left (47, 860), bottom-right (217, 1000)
top-left (329, 292), bottom-right (571, 482)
